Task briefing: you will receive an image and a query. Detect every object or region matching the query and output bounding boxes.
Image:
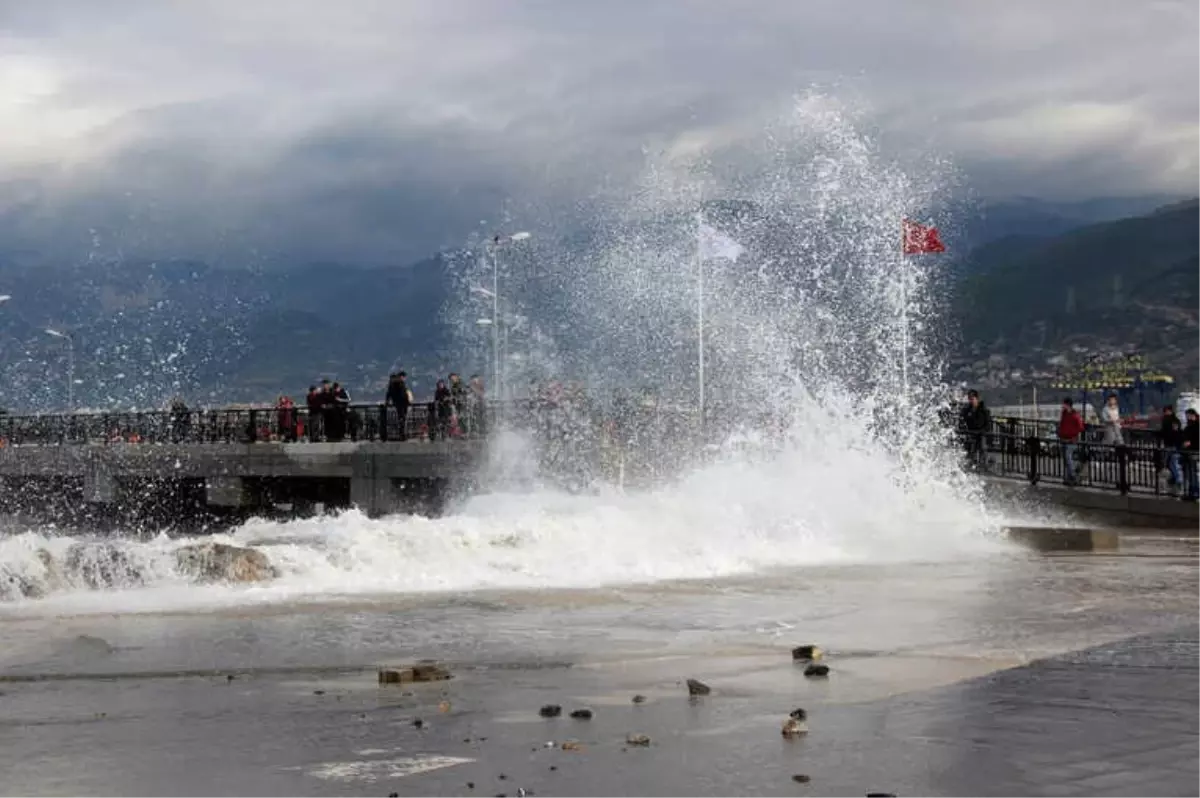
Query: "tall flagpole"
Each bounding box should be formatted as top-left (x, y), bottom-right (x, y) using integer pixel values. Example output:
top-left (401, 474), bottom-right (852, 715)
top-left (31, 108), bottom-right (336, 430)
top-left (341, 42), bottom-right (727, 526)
top-left (491, 245), bottom-right (501, 402)
top-left (900, 258), bottom-right (909, 410)
top-left (899, 221), bottom-right (910, 413)
top-left (696, 218), bottom-right (705, 428)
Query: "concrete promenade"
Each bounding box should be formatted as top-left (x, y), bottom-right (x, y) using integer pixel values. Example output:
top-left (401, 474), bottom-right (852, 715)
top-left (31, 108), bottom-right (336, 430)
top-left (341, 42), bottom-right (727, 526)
top-left (2, 626), bottom-right (1194, 796)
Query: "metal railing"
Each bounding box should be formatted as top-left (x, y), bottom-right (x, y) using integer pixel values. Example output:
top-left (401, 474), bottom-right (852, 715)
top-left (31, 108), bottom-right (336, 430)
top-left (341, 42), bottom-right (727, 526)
top-left (963, 430), bottom-right (1198, 498)
top-left (0, 402), bottom-right (497, 446)
top-left (989, 416), bottom-right (1162, 448)
top-left (2, 403), bottom-right (1195, 499)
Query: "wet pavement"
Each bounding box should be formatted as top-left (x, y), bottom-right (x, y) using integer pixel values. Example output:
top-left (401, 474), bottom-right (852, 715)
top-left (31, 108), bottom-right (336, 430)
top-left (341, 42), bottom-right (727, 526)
top-left (1, 624), bottom-right (1195, 796)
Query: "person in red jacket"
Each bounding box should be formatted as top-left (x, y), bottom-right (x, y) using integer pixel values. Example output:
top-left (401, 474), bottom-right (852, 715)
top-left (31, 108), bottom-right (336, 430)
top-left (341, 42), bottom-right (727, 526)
top-left (1058, 397), bottom-right (1085, 485)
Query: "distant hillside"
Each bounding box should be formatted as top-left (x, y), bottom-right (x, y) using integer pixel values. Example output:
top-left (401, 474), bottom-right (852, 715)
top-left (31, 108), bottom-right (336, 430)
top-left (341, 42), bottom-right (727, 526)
top-left (959, 195), bottom-right (1188, 250)
top-left (0, 256), bottom-right (464, 410)
top-left (1, 194), bottom-right (1194, 411)
top-left (953, 199), bottom-right (1199, 388)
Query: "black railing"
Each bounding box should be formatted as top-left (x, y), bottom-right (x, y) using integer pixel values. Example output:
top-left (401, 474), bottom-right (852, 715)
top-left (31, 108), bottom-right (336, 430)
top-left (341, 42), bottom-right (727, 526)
top-left (989, 416), bottom-right (1163, 448)
top-left (2, 404), bottom-right (1195, 500)
top-left (0, 403), bottom-right (497, 446)
top-left (963, 430), bottom-right (1199, 498)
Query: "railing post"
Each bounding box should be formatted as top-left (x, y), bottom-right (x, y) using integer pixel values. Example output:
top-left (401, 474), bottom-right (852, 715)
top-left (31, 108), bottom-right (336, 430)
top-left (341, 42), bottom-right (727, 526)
top-left (379, 404), bottom-right (389, 442)
top-left (1026, 435), bottom-right (1040, 485)
top-left (1116, 445), bottom-right (1130, 494)
top-left (248, 409), bottom-right (258, 443)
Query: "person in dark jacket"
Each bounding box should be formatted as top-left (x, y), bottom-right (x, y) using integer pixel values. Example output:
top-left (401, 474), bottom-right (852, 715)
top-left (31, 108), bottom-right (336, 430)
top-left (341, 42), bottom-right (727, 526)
top-left (385, 371), bottom-right (411, 441)
top-left (1159, 405), bottom-right (1184, 492)
top-left (305, 385), bottom-right (323, 441)
top-left (1058, 397), bottom-right (1085, 485)
top-left (324, 381), bottom-right (348, 441)
top-left (1182, 408), bottom-right (1199, 500)
top-left (332, 382), bottom-right (358, 441)
top-left (169, 397), bottom-right (191, 443)
top-left (959, 389), bottom-right (991, 471)
top-left (433, 379), bottom-right (453, 440)
top-left (468, 374), bottom-right (486, 436)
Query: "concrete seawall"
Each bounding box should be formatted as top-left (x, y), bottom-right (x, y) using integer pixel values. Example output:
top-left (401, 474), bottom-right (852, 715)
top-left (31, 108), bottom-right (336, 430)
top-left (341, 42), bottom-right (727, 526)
top-left (984, 476), bottom-right (1199, 530)
top-left (0, 441), bottom-right (486, 521)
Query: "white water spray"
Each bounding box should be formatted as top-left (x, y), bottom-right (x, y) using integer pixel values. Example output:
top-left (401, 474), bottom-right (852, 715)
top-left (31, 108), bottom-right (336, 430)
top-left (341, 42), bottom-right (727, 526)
top-left (0, 94), bottom-right (1006, 613)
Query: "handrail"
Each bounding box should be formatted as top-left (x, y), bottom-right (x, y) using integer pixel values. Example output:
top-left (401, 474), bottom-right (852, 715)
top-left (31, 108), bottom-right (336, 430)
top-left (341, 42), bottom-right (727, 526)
top-left (988, 415), bottom-right (1164, 448)
top-left (961, 429), bottom-right (1197, 497)
top-left (0, 402), bottom-right (497, 446)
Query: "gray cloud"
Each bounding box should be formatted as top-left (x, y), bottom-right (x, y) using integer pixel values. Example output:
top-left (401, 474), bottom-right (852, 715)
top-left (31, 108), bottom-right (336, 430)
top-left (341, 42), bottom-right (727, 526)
top-left (0, 0), bottom-right (1195, 265)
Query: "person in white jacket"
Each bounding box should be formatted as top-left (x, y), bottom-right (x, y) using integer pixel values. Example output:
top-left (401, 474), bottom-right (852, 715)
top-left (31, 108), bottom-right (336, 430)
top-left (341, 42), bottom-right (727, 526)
top-left (1100, 394), bottom-right (1124, 445)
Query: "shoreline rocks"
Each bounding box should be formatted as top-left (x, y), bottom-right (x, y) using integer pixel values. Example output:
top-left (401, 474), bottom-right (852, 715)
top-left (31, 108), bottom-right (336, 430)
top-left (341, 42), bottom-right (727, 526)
top-left (791, 645), bottom-right (823, 661)
top-left (174, 542), bottom-right (276, 583)
top-left (686, 678), bottom-right (711, 696)
top-left (782, 717), bottom-right (808, 738)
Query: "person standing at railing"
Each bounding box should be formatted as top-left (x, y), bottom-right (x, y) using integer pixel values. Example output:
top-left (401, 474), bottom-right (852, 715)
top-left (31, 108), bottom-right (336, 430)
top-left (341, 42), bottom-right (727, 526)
top-left (1182, 408), bottom-right (1199, 501)
top-left (325, 382), bottom-right (350, 442)
top-left (1100, 394), bottom-right (1124, 446)
top-left (306, 384), bottom-right (324, 441)
top-left (467, 374), bottom-right (486, 436)
top-left (276, 396), bottom-right (298, 442)
top-left (433, 379), bottom-right (453, 440)
top-left (168, 397), bottom-right (191, 443)
top-left (1159, 404), bottom-right (1184, 494)
top-left (1058, 397), bottom-right (1085, 486)
top-left (959, 389), bottom-right (991, 471)
top-left (385, 371), bottom-right (411, 441)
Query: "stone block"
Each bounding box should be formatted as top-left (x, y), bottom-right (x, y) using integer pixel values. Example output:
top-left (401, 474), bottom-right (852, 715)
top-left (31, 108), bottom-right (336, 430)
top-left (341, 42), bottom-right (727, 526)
top-left (1003, 525), bottom-right (1119, 552)
top-left (378, 663), bottom-right (452, 684)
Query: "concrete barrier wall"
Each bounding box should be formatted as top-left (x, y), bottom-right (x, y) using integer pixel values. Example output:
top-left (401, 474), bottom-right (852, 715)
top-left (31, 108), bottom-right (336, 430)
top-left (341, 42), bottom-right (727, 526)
top-left (984, 477), bottom-right (1199, 530)
top-left (0, 440), bottom-right (485, 480)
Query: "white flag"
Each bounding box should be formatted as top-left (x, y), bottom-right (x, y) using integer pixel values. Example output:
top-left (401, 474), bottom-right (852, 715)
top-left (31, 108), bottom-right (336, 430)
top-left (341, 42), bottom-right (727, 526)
top-left (697, 219), bottom-right (745, 262)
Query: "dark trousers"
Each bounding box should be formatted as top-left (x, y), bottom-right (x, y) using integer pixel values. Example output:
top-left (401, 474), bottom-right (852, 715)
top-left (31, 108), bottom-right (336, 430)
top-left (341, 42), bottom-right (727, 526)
top-left (965, 432), bottom-right (988, 470)
top-left (307, 409), bottom-right (324, 441)
top-left (391, 405), bottom-right (409, 440)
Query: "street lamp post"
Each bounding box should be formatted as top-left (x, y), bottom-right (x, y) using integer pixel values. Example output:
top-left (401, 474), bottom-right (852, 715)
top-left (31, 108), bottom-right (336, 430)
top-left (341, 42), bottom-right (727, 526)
top-left (45, 328), bottom-right (74, 411)
top-left (485, 231), bottom-right (531, 402)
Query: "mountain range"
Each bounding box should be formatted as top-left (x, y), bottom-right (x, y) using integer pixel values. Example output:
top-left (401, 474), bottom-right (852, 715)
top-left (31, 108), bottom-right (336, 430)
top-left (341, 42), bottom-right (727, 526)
top-left (0, 195), bottom-right (1195, 411)
top-left (951, 198), bottom-right (1198, 394)
top-left (0, 255), bottom-right (460, 409)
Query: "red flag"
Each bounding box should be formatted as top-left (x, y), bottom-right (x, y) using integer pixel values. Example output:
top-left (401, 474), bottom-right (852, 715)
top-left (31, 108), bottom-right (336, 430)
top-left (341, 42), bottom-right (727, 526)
top-left (902, 218), bottom-right (945, 254)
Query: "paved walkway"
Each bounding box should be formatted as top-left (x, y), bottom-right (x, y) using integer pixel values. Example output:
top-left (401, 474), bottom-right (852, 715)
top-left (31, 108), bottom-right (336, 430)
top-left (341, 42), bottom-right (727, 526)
top-left (884, 625), bottom-right (1199, 796)
top-left (1, 626), bottom-right (1194, 796)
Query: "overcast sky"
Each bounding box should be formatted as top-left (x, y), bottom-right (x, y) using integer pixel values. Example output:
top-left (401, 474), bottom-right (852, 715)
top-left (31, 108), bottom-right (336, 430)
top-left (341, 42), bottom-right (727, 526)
top-left (0, 0), bottom-right (1196, 265)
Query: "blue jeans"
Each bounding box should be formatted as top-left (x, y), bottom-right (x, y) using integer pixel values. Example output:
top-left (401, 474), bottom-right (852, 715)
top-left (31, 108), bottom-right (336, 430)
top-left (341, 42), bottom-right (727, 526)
top-left (1062, 442), bottom-right (1078, 483)
top-left (1184, 450), bottom-right (1199, 499)
top-left (1165, 450), bottom-right (1182, 490)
